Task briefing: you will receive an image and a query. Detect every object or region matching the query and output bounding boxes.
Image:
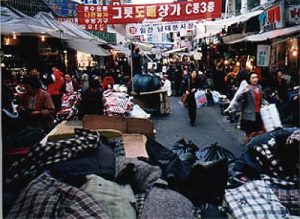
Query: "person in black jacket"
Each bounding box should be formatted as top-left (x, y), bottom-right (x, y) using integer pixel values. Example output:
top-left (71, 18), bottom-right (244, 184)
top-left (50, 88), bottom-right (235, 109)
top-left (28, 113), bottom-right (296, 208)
top-left (183, 70), bottom-right (202, 126)
top-left (78, 79), bottom-right (103, 119)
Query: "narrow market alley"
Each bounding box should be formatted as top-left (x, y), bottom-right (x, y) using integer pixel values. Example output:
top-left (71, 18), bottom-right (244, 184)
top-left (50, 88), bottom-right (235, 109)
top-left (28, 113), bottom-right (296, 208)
top-left (152, 96), bottom-right (244, 156)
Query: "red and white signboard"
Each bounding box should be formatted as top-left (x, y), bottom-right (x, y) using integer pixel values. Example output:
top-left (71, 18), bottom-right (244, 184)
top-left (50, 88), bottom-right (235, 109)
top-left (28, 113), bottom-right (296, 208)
top-left (77, 0), bottom-right (222, 26)
top-left (259, 1), bottom-right (284, 32)
top-left (287, 5), bottom-right (300, 24)
top-left (126, 21), bottom-right (196, 37)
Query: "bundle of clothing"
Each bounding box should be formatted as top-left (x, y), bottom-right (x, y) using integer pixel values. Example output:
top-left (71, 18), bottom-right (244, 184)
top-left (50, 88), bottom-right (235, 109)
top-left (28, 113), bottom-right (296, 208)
top-left (102, 89), bottom-right (133, 117)
top-left (55, 91), bottom-right (81, 124)
top-left (3, 130), bottom-right (234, 219)
top-left (227, 128), bottom-right (300, 217)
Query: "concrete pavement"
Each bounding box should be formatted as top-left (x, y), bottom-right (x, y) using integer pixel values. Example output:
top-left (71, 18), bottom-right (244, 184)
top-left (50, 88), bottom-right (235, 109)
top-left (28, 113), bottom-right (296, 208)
top-left (151, 96), bottom-right (245, 156)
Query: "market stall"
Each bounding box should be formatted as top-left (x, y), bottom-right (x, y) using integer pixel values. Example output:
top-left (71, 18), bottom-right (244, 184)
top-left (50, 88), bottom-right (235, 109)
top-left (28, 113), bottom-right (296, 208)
top-left (131, 87), bottom-right (170, 114)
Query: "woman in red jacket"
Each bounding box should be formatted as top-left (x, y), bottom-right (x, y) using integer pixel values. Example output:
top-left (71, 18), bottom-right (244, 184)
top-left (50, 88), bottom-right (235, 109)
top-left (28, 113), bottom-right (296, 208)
top-left (48, 66), bottom-right (64, 111)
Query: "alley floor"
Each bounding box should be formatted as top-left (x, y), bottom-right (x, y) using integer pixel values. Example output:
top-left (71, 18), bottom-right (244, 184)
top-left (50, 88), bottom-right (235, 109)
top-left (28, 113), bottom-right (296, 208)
top-left (152, 96), bottom-right (245, 156)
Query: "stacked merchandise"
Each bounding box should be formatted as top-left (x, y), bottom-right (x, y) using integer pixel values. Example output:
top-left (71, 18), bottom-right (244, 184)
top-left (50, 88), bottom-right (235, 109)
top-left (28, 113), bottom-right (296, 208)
top-left (102, 89), bottom-right (133, 117)
top-left (55, 91), bottom-right (81, 124)
top-left (3, 127), bottom-right (299, 218)
top-left (226, 128), bottom-right (300, 218)
top-left (2, 129), bottom-right (233, 219)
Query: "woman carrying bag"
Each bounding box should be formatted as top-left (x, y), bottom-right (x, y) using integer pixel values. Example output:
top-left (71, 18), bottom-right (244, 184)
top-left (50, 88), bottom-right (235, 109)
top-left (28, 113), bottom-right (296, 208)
top-left (183, 70), bottom-right (201, 126)
top-left (239, 72), bottom-right (264, 143)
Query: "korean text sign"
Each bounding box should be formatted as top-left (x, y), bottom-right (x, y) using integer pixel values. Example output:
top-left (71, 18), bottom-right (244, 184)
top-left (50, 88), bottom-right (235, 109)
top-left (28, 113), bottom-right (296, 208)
top-left (77, 0), bottom-right (222, 25)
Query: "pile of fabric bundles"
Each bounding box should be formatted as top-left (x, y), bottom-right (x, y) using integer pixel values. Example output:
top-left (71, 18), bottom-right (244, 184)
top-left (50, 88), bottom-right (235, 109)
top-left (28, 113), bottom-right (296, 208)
top-left (225, 128), bottom-right (300, 218)
top-left (102, 89), bottom-right (133, 117)
top-left (55, 91), bottom-right (81, 124)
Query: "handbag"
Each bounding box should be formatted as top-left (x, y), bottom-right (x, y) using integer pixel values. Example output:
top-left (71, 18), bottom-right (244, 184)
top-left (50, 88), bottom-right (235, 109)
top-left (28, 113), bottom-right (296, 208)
top-left (181, 79), bottom-right (190, 107)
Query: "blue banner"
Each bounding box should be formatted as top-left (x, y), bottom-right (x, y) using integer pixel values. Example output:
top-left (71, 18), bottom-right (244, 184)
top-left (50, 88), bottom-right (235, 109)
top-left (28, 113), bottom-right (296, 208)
top-left (43, 0), bottom-right (78, 17)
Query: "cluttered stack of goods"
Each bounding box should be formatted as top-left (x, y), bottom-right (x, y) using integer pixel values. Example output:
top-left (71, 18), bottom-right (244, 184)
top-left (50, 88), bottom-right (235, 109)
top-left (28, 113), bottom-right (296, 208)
top-left (102, 89), bottom-right (134, 117)
top-left (55, 91), bottom-right (81, 124)
top-left (2, 115), bottom-right (232, 219)
top-left (226, 128), bottom-right (300, 218)
top-left (2, 115), bottom-right (299, 218)
top-left (131, 73), bottom-right (171, 114)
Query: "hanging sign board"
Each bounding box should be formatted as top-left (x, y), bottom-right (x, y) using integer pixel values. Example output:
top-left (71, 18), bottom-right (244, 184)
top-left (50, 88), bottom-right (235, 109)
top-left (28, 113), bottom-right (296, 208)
top-left (77, 0), bottom-right (222, 25)
top-left (258, 1), bottom-right (284, 32)
top-left (286, 5), bottom-right (300, 24)
top-left (257, 45), bottom-right (271, 67)
top-left (126, 21), bottom-right (196, 37)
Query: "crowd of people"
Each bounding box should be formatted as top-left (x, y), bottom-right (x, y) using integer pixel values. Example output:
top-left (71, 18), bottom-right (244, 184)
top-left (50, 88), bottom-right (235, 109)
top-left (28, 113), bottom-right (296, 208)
top-left (2, 51), bottom-right (299, 148)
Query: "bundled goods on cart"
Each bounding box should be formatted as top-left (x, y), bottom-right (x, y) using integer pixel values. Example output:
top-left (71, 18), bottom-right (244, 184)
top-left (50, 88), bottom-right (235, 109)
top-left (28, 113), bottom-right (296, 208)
top-left (102, 89), bottom-right (133, 117)
top-left (54, 91), bottom-right (81, 124)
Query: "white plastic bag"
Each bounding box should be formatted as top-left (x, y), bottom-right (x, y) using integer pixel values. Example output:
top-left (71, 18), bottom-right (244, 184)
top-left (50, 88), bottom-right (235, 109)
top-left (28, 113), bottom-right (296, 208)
top-left (260, 104), bottom-right (282, 132)
top-left (211, 91), bottom-right (221, 104)
top-left (194, 90), bottom-right (207, 108)
top-left (225, 80), bottom-right (250, 113)
top-left (129, 104), bottom-right (151, 119)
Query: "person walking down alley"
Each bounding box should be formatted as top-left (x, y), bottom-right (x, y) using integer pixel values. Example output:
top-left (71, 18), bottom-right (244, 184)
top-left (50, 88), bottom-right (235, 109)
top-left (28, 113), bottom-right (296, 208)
top-left (48, 66), bottom-right (64, 112)
top-left (182, 70), bottom-right (201, 126)
top-left (239, 72), bottom-right (263, 143)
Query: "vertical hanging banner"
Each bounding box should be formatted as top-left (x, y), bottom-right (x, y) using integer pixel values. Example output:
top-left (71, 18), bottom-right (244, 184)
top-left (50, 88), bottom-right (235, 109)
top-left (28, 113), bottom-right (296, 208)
top-left (257, 45), bottom-right (271, 67)
top-left (77, 0), bottom-right (222, 26)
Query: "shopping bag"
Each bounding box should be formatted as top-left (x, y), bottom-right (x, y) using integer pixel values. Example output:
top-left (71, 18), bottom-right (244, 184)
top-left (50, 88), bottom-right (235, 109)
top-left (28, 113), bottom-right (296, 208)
top-left (260, 103), bottom-right (282, 132)
top-left (195, 90), bottom-right (207, 108)
top-left (211, 91), bottom-right (221, 104)
top-left (225, 80), bottom-right (250, 113)
top-left (181, 93), bottom-right (188, 107)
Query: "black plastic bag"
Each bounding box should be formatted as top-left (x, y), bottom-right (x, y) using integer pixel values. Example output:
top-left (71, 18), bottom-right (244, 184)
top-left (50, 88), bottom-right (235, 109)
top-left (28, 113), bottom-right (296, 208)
top-left (196, 143), bottom-right (236, 162)
top-left (133, 73), bottom-right (161, 92)
top-left (172, 139), bottom-right (199, 164)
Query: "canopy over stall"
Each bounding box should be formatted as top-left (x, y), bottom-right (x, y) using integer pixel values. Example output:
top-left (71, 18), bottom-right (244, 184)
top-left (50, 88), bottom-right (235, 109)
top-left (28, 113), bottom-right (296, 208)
top-left (163, 47), bottom-right (186, 55)
top-left (66, 40), bottom-right (111, 56)
top-left (224, 25), bottom-right (300, 44)
top-left (111, 45), bottom-right (131, 56)
top-left (245, 25), bottom-right (300, 42)
top-left (1, 6), bottom-right (59, 36)
top-left (195, 10), bottom-right (263, 40)
top-left (34, 12), bottom-right (106, 44)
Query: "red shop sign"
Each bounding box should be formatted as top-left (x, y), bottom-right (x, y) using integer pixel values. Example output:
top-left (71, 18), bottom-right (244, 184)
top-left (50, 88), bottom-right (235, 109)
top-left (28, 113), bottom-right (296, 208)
top-left (77, 0), bottom-right (222, 25)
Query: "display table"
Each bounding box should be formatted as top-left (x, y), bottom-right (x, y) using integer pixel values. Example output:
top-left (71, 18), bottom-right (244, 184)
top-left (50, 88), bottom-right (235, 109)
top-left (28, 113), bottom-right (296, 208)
top-left (131, 88), bottom-right (170, 114)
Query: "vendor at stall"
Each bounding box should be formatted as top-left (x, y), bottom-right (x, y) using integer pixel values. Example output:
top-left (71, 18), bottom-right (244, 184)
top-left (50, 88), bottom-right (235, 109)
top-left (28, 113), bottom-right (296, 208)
top-left (18, 76), bottom-right (55, 132)
top-left (78, 79), bottom-right (104, 119)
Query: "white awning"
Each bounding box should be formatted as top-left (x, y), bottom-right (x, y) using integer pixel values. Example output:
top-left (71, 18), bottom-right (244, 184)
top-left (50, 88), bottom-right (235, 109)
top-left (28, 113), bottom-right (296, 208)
top-left (163, 47), bottom-right (186, 55)
top-left (1, 6), bottom-right (58, 35)
top-left (195, 10), bottom-right (263, 40)
top-left (66, 40), bottom-right (111, 56)
top-left (207, 10), bottom-right (264, 27)
top-left (245, 25), bottom-right (300, 42)
top-left (111, 45), bottom-right (131, 56)
top-left (223, 32), bottom-right (256, 44)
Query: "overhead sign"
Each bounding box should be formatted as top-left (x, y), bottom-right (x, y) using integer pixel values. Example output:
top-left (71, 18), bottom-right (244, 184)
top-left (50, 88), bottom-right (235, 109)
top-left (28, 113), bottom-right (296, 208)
top-left (287, 5), bottom-right (300, 24)
top-left (89, 31), bottom-right (117, 44)
top-left (126, 21), bottom-right (196, 37)
top-left (43, 0), bottom-right (77, 17)
top-left (258, 1), bottom-right (284, 32)
top-left (77, 0), bottom-right (222, 25)
top-left (257, 45), bottom-right (270, 67)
